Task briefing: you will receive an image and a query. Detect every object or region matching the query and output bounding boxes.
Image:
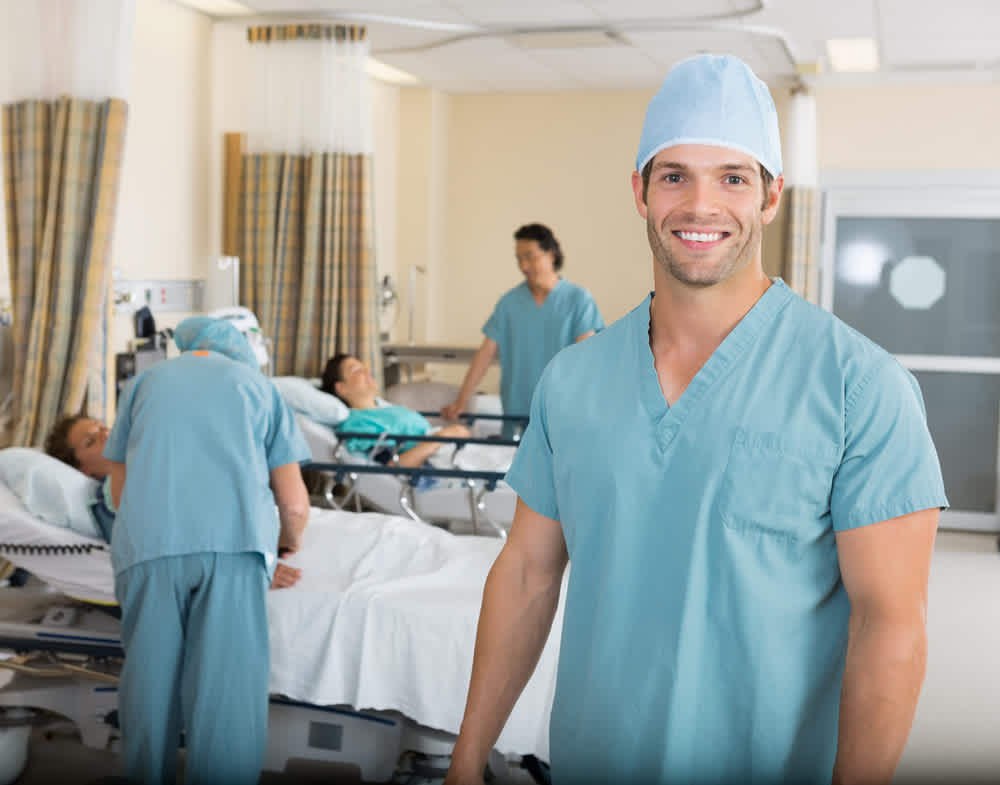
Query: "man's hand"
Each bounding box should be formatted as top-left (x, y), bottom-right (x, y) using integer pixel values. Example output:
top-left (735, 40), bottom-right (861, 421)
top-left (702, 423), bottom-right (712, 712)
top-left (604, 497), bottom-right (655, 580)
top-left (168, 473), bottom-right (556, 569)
top-left (441, 400), bottom-right (466, 421)
top-left (270, 562), bottom-right (302, 590)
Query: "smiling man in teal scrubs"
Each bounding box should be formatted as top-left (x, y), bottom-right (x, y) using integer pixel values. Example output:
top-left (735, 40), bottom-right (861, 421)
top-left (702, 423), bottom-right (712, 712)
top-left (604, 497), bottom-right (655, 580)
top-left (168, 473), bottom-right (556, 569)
top-left (442, 223), bottom-right (603, 436)
top-left (446, 55), bottom-right (947, 785)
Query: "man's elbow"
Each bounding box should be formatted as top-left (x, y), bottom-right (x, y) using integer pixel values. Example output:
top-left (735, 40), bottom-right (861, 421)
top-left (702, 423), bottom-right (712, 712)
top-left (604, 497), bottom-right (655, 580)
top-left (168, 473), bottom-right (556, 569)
top-left (848, 606), bottom-right (928, 669)
top-left (277, 493), bottom-right (310, 523)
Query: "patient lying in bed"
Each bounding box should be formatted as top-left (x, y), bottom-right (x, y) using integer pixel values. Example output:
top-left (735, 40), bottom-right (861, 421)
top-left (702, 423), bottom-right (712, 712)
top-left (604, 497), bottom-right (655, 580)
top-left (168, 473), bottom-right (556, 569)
top-left (44, 414), bottom-right (301, 589)
top-left (321, 354), bottom-right (472, 469)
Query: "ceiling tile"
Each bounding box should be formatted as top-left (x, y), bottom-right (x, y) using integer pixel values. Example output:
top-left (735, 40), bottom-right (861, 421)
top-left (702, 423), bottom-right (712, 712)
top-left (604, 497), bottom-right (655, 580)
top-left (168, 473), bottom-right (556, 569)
top-left (878, 0), bottom-right (1000, 68)
top-left (379, 37), bottom-right (578, 92)
top-left (441, 0), bottom-right (603, 28)
top-left (582, 0), bottom-right (761, 22)
top-left (624, 29), bottom-right (798, 83)
top-left (520, 44), bottom-right (665, 89)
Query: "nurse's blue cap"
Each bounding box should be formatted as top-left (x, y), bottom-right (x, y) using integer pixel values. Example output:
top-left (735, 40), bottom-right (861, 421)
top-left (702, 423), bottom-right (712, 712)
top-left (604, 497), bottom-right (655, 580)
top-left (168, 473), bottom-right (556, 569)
top-left (174, 316), bottom-right (258, 370)
top-left (635, 54), bottom-right (782, 178)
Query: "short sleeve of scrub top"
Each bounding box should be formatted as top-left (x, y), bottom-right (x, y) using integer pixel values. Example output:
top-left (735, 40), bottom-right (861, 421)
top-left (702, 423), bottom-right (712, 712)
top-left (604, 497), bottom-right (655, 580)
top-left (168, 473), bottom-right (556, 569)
top-left (831, 358), bottom-right (948, 530)
top-left (104, 379), bottom-right (137, 463)
top-left (265, 383), bottom-right (311, 470)
top-left (569, 289), bottom-right (604, 338)
top-left (504, 371), bottom-right (559, 521)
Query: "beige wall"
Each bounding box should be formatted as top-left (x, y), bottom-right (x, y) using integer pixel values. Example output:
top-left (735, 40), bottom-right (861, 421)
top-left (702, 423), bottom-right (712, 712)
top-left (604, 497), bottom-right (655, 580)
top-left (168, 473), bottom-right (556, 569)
top-left (816, 83), bottom-right (1000, 169)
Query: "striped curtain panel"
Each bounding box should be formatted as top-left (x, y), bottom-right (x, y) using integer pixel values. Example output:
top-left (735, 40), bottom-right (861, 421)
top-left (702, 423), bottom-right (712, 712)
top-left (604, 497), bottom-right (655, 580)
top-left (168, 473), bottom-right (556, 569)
top-left (2, 97), bottom-right (127, 446)
top-left (782, 186), bottom-right (821, 304)
top-left (240, 151), bottom-right (377, 378)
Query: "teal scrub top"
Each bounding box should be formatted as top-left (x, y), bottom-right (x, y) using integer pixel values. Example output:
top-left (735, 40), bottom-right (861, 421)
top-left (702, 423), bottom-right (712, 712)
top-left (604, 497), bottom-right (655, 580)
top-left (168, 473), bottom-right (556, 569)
top-left (484, 279), bottom-right (603, 422)
top-left (336, 405), bottom-right (430, 454)
top-left (105, 351), bottom-right (311, 578)
top-left (505, 279), bottom-right (948, 785)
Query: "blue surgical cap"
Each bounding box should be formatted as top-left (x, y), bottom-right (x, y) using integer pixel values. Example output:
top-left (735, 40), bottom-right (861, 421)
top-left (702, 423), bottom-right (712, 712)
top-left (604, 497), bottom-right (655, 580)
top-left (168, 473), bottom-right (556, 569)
top-left (636, 54), bottom-right (782, 178)
top-left (174, 316), bottom-right (258, 370)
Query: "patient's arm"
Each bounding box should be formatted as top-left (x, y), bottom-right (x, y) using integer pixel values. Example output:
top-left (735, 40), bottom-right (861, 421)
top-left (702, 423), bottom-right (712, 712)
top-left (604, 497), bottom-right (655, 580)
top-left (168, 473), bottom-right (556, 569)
top-left (108, 461), bottom-right (126, 510)
top-left (271, 462), bottom-right (310, 555)
top-left (445, 498), bottom-right (568, 785)
top-left (442, 338), bottom-right (499, 421)
top-left (574, 330), bottom-right (595, 342)
top-left (396, 423), bottom-right (472, 467)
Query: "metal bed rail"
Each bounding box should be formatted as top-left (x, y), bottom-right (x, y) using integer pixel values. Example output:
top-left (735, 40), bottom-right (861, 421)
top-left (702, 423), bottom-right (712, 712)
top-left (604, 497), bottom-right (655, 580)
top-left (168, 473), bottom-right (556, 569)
top-left (305, 460), bottom-right (510, 539)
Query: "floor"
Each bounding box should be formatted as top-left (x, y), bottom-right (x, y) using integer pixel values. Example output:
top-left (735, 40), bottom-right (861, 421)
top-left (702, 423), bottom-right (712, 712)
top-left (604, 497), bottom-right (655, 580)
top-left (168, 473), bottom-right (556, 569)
top-left (3, 530), bottom-right (997, 785)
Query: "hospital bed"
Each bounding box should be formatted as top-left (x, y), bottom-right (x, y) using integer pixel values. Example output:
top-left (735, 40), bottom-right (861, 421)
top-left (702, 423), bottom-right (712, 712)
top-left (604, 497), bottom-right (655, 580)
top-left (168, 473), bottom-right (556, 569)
top-left (0, 477), bottom-right (563, 784)
top-left (297, 413), bottom-right (522, 536)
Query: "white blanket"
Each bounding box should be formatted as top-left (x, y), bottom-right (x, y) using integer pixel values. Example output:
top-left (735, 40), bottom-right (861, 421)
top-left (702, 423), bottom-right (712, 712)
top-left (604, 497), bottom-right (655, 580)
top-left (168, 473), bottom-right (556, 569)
top-left (269, 508), bottom-right (562, 761)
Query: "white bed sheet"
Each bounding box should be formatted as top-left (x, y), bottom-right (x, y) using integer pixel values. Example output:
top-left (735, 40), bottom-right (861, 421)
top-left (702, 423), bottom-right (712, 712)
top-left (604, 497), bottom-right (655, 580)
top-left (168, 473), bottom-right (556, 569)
top-left (269, 509), bottom-right (562, 760)
top-left (0, 484), bottom-right (561, 761)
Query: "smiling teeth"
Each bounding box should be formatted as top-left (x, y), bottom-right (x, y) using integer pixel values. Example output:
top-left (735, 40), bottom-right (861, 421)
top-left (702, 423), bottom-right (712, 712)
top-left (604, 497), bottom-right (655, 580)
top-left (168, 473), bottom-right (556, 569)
top-left (678, 231), bottom-right (723, 242)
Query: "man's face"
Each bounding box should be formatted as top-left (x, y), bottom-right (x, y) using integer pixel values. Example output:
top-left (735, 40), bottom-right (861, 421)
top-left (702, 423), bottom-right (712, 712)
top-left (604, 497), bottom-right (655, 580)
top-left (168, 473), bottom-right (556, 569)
top-left (515, 239), bottom-right (556, 286)
top-left (632, 144), bottom-right (782, 288)
top-left (66, 418), bottom-right (110, 479)
top-left (334, 356), bottom-right (378, 404)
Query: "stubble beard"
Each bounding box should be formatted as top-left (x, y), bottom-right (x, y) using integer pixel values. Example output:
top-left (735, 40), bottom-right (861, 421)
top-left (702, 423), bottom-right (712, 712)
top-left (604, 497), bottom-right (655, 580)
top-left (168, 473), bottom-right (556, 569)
top-left (647, 213), bottom-right (760, 288)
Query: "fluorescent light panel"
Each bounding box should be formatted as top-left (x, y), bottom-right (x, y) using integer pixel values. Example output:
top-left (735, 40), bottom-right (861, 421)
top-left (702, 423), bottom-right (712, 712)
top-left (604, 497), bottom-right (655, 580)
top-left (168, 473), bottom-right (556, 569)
top-left (366, 58), bottom-right (420, 85)
top-left (826, 37), bottom-right (879, 72)
top-left (173, 0), bottom-right (253, 16)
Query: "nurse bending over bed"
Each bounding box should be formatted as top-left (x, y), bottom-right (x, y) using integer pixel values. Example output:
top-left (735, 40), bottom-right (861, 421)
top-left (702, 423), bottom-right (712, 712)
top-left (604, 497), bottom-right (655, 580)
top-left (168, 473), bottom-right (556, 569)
top-left (321, 353), bottom-right (472, 466)
top-left (45, 414), bottom-right (302, 589)
top-left (103, 316), bottom-right (312, 785)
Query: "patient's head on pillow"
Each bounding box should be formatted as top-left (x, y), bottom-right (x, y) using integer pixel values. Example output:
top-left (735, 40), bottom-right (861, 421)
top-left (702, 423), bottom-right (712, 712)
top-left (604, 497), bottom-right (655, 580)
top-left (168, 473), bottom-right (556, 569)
top-left (322, 354), bottom-right (379, 410)
top-left (45, 415), bottom-right (112, 480)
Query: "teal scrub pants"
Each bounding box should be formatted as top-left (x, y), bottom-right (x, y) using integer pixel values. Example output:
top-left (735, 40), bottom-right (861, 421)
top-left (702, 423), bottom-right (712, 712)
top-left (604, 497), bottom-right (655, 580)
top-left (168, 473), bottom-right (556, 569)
top-left (115, 552), bottom-right (270, 785)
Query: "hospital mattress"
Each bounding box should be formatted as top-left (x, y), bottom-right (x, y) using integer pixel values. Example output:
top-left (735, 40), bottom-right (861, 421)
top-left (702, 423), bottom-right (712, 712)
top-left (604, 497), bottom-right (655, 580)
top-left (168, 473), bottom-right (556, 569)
top-left (0, 482), bottom-right (561, 762)
top-left (296, 414), bottom-right (519, 529)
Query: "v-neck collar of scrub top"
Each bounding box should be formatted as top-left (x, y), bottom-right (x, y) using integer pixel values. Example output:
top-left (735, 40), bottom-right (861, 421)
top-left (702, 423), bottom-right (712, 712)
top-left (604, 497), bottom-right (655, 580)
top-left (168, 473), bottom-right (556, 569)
top-left (635, 277), bottom-right (794, 431)
top-left (521, 277), bottom-right (564, 309)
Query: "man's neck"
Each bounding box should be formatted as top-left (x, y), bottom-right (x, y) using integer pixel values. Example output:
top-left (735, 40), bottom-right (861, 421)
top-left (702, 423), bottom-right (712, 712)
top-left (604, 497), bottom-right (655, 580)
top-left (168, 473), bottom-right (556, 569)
top-left (527, 274), bottom-right (560, 300)
top-left (648, 264), bottom-right (771, 358)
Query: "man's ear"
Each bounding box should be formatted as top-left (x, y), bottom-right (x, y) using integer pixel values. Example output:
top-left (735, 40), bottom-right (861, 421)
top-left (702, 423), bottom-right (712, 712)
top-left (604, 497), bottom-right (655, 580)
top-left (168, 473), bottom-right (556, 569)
top-left (631, 170), bottom-right (648, 219)
top-left (761, 174), bottom-right (784, 225)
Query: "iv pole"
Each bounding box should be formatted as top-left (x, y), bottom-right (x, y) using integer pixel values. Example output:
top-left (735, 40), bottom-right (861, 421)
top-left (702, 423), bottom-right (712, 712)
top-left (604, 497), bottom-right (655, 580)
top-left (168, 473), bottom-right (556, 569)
top-left (408, 264), bottom-right (426, 346)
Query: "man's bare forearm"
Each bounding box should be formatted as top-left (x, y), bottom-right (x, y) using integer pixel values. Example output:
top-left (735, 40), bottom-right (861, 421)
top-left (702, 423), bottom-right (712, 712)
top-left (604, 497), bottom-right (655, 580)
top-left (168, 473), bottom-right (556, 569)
top-left (832, 614), bottom-right (927, 785)
top-left (446, 549), bottom-right (563, 782)
top-left (454, 344), bottom-right (496, 410)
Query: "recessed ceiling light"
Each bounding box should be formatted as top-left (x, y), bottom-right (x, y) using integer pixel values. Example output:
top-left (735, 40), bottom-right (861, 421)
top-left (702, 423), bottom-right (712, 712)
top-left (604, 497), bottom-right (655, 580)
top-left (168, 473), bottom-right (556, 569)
top-left (366, 58), bottom-right (420, 86)
top-left (172, 0), bottom-right (252, 17)
top-left (825, 37), bottom-right (879, 72)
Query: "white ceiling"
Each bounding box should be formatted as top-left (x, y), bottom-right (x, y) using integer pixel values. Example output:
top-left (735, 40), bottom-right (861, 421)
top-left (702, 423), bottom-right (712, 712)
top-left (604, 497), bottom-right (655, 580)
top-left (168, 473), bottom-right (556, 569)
top-left (223, 0), bottom-right (1000, 92)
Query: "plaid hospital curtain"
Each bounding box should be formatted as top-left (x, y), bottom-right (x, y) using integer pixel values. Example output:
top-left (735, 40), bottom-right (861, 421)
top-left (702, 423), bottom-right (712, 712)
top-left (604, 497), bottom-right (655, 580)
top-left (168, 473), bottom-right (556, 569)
top-left (2, 97), bottom-right (128, 446)
top-left (237, 23), bottom-right (379, 380)
top-left (241, 151), bottom-right (377, 377)
top-left (782, 186), bottom-right (821, 303)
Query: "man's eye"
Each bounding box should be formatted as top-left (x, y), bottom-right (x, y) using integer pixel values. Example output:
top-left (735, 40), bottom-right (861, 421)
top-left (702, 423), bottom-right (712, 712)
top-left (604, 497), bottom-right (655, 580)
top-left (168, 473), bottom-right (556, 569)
top-left (725, 175), bottom-right (745, 185)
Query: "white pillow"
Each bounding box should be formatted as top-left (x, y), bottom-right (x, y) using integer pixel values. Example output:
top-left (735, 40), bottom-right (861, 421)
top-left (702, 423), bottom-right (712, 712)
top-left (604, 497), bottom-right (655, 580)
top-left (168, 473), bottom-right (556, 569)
top-left (271, 376), bottom-right (350, 425)
top-left (0, 448), bottom-right (103, 539)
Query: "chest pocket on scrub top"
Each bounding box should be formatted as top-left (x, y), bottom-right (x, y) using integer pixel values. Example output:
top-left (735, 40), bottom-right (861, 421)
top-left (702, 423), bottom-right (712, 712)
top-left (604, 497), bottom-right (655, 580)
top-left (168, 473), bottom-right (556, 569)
top-left (718, 427), bottom-right (840, 548)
